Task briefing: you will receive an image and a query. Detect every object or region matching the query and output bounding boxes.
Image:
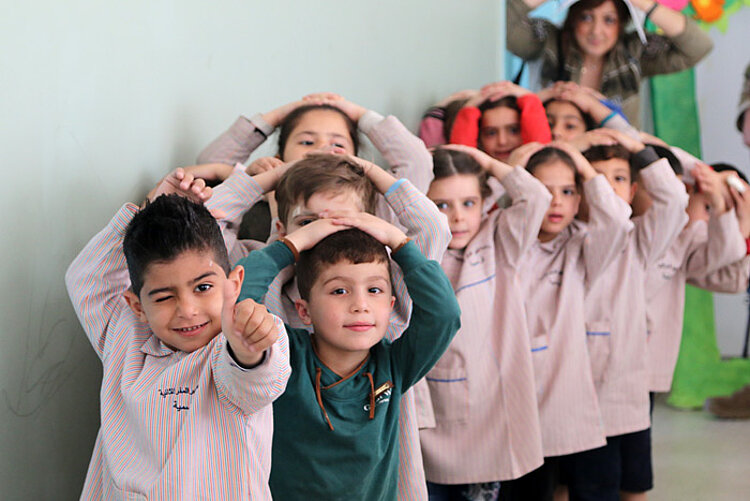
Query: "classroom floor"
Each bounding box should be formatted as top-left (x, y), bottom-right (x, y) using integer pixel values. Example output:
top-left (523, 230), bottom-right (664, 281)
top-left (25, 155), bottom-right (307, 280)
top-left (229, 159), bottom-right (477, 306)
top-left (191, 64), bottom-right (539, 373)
top-left (651, 397), bottom-right (750, 500)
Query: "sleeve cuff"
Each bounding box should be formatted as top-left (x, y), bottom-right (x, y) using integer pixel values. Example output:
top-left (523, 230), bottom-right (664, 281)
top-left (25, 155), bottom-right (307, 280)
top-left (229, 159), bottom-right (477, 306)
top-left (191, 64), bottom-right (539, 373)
top-left (631, 146), bottom-right (660, 172)
top-left (248, 113), bottom-right (275, 138)
top-left (384, 178), bottom-right (407, 197)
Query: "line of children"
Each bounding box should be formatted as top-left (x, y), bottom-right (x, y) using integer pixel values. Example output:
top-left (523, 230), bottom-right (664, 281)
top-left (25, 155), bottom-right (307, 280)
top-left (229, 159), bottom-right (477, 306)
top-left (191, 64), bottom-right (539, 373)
top-left (66, 83), bottom-right (750, 500)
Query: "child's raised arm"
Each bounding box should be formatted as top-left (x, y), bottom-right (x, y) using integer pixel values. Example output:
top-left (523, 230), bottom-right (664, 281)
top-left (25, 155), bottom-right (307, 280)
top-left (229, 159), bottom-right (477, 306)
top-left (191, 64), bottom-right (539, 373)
top-left (65, 170), bottom-right (213, 359)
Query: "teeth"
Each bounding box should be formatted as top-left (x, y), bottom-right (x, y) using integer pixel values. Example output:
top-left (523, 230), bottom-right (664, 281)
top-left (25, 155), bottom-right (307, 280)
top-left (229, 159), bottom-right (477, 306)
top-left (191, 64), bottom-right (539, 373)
top-left (175, 323), bottom-right (206, 333)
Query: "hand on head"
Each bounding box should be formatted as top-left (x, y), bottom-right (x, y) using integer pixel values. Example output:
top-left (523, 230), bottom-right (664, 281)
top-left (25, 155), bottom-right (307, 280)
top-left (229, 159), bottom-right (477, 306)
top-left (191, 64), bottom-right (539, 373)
top-left (693, 163), bottom-right (728, 215)
top-left (148, 168), bottom-right (212, 205)
top-left (550, 140), bottom-right (598, 181)
top-left (507, 142), bottom-right (545, 168)
top-left (302, 92), bottom-right (367, 122)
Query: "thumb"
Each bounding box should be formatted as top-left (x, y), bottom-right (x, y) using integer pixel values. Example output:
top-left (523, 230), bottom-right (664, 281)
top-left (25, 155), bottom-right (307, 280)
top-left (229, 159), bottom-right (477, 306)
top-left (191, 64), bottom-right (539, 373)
top-left (221, 275), bottom-right (241, 335)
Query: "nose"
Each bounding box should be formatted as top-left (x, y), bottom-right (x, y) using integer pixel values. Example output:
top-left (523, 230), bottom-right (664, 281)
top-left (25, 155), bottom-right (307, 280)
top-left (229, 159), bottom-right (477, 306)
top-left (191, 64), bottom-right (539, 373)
top-left (496, 129), bottom-right (510, 147)
top-left (551, 123), bottom-right (564, 141)
top-left (350, 290), bottom-right (370, 313)
top-left (176, 295), bottom-right (199, 318)
top-left (549, 191), bottom-right (563, 207)
top-left (450, 206), bottom-right (464, 223)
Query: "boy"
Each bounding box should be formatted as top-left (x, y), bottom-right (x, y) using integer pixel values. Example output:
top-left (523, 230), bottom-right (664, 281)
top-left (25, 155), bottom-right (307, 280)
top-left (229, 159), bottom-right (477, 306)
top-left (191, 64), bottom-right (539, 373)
top-left (202, 152), bottom-right (452, 500)
top-left (66, 170), bottom-right (290, 500)
top-left (236, 216), bottom-right (461, 500)
top-left (560, 129), bottom-right (688, 501)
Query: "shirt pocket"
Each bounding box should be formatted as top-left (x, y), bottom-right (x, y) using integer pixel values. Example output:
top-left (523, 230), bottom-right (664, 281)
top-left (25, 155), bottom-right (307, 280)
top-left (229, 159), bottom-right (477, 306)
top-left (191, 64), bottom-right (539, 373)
top-left (425, 367), bottom-right (469, 425)
top-left (586, 321), bottom-right (612, 383)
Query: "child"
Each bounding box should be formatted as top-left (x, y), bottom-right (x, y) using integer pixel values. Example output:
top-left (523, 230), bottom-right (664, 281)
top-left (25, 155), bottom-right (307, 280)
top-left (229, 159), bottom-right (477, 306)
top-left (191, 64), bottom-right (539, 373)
top-left (419, 81), bottom-right (551, 162)
top-left (645, 163), bottom-right (750, 394)
top-left (65, 170), bottom-right (290, 499)
top-left (559, 130), bottom-right (688, 500)
top-left (418, 144), bottom-right (551, 500)
top-left (510, 141), bottom-right (633, 499)
top-left (204, 152), bottom-right (452, 501)
top-left (236, 216), bottom-right (461, 500)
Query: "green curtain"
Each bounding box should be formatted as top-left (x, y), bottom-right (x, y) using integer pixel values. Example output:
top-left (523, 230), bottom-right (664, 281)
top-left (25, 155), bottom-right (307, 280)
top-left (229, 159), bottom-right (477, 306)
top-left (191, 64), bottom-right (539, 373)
top-left (650, 70), bottom-right (750, 408)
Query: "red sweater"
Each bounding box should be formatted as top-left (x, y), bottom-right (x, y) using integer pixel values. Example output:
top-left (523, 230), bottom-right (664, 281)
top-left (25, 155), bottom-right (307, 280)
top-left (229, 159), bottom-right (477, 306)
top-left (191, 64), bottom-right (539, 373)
top-left (449, 94), bottom-right (551, 148)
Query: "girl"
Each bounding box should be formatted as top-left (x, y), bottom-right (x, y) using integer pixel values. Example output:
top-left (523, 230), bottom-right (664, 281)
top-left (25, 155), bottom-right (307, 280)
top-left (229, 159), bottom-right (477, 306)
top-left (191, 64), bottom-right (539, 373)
top-left (420, 144), bottom-right (551, 501)
top-left (509, 143), bottom-right (633, 500)
top-left (419, 81), bottom-right (552, 162)
top-left (507, 0), bottom-right (713, 125)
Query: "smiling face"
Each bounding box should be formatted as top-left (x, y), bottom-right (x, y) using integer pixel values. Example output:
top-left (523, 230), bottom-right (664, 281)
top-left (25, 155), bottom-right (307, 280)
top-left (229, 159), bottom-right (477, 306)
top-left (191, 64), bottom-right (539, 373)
top-left (295, 259), bottom-right (395, 374)
top-left (478, 106), bottom-right (522, 162)
top-left (124, 249), bottom-right (242, 353)
top-left (281, 109), bottom-right (356, 161)
top-left (532, 160), bottom-right (581, 241)
top-left (573, 0), bottom-right (620, 58)
top-left (547, 100), bottom-right (588, 141)
top-left (427, 174), bottom-right (483, 250)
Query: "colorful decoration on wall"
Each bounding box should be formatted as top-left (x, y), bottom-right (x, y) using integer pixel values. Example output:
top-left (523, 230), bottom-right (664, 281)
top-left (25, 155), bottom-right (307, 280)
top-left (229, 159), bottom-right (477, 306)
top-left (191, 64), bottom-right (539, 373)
top-left (656, 0), bottom-right (750, 31)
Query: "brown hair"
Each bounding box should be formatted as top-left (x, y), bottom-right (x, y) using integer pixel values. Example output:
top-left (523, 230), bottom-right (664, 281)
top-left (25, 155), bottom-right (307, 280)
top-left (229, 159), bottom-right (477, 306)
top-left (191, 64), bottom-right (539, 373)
top-left (561, 0), bottom-right (630, 55)
top-left (432, 148), bottom-right (492, 199)
top-left (583, 144), bottom-right (635, 181)
top-left (277, 104), bottom-right (360, 159)
top-left (526, 146), bottom-right (582, 188)
top-left (275, 154), bottom-right (378, 226)
top-left (296, 228), bottom-right (391, 301)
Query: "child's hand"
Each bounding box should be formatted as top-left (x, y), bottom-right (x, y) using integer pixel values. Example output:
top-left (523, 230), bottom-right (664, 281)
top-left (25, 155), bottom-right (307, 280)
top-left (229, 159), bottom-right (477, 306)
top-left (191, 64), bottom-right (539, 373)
top-left (435, 89), bottom-right (479, 108)
top-left (262, 98), bottom-right (309, 128)
top-left (568, 129), bottom-right (619, 152)
top-left (693, 163), bottom-right (728, 215)
top-left (594, 128), bottom-right (646, 153)
top-left (728, 178), bottom-right (750, 238)
top-left (507, 142), bottom-right (545, 168)
top-left (222, 279), bottom-right (278, 367)
top-left (246, 156), bottom-right (285, 176)
top-left (638, 131), bottom-right (669, 148)
top-left (480, 81), bottom-right (532, 101)
top-left (181, 163), bottom-right (235, 183)
top-left (440, 144), bottom-right (497, 171)
top-left (553, 141), bottom-right (598, 181)
top-left (303, 92), bottom-right (367, 122)
top-left (283, 218), bottom-right (353, 252)
top-left (147, 168), bottom-right (212, 205)
top-left (322, 211), bottom-right (408, 251)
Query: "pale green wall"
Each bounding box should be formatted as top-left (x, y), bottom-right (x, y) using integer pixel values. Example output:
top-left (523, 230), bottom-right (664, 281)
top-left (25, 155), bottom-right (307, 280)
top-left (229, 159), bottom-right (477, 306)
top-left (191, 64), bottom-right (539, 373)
top-left (0, 1), bottom-right (503, 497)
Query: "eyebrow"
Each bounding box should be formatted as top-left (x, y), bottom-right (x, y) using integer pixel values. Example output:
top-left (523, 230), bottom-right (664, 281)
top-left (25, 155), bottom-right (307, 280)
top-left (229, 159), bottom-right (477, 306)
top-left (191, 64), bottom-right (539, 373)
top-left (294, 130), bottom-right (350, 140)
top-left (146, 271), bottom-right (218, 297)
top-left (322, 274), bottom-right (390, 286)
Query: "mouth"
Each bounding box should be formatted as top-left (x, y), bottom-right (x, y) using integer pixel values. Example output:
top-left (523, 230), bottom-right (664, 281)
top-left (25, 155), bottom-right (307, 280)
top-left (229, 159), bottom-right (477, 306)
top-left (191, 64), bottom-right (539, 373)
top-left (451, 230), bottom-right (469, 237)
top-left (172, 321), bottom-right (209, 336)
top-left (344, 322), bottom-right (375, 332)
top-left (547, 213), bottom-right (564, 223)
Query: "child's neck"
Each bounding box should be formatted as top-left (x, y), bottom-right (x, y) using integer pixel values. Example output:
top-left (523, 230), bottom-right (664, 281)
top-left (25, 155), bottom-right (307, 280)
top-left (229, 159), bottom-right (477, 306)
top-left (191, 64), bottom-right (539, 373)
top-left (312, 336), bottom-right (370, 378)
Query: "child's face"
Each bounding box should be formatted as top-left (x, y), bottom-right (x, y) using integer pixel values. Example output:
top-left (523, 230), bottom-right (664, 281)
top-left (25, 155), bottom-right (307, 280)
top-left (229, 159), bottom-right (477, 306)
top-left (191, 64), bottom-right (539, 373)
top-left (591, 158), bottom-right (635, 204)
top-left (282, 109), bottom-right (355, 162)
top-left (479, 106), bottom-right (522, 163)
top-left (685, 184), bottom-right (713, 224)
top-left (533, 161), bottom-right (581, 242)
top-left (124, 249), bottom-right (243, 353)
top-left (574, 0), bottom-right (620, 58)
top-left (546, 101), bottom-right (587, 141)
top-left (295, 259), bottom-right (395, 370)
top-left (427, 174), bottom-right (483, 250)
top-left (278, 188), bottom-right (365, 236)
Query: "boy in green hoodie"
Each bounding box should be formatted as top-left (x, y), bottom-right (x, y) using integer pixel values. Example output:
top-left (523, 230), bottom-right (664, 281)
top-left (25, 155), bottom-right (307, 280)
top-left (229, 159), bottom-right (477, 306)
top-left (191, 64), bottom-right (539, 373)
top-left (236, 213), bottom-right (461, 500)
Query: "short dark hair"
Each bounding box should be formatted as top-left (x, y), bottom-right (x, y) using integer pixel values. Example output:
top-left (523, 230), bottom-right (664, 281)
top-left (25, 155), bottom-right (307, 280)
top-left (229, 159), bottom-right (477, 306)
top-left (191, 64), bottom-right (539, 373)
top-left (526, 146), bottom-right (582, 188)
top-left (583, 144), bottom-right (635, 182)
top-left (275, 154), bottom-right (378, 226)
top-left (123, 194), bottom-right (230, 296)
top-left (432, 148), bottom-right (492, 199)
top-left (277, 104), bottom-right (360, 159)
top-left (712, 162), bottom-right (749, 184)
top-left (296, 228), bottom-right (391, 301)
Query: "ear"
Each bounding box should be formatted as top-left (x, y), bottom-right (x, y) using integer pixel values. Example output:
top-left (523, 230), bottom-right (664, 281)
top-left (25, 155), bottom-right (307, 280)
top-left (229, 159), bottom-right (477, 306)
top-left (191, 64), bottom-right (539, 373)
top-left (294, 299), bottom-right (313, 326)
top-left (276, 219), bottom-right (287, 238)
top-left (629, 182), bottom-right (638, 205)
top-left (124, 289), bottom-right (148, 323)
top-left (227, 265), bottom-right (245, 297)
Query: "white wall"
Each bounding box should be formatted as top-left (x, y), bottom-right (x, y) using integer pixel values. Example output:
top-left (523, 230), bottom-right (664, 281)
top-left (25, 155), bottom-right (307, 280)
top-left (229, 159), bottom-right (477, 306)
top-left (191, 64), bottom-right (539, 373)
top-left (0, 1), bottom-right (502, 497)
top-left (695, 9), bottom-right (750, 357)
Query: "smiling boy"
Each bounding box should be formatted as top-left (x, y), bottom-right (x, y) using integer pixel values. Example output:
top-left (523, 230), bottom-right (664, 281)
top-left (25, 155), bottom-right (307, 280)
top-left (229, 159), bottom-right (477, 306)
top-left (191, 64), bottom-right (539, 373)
top-left (66, 170), bottom-right (290, 499)
top-left (236, 215), bottom-right (460, 500)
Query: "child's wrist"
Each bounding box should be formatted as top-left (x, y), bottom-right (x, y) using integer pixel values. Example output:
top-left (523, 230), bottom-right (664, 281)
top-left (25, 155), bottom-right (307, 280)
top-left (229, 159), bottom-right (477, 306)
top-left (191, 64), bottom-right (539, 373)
top-left (391, 236), bottom-right (411, 254)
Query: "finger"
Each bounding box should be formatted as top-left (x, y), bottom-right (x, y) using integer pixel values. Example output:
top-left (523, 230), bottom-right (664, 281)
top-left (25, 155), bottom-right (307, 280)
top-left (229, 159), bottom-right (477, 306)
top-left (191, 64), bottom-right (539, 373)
top-left (174, 167), bottom-right (185, 181)
top-left (238, 300), bottom-right (269, 341)
top-left (221, 278), bottom-right (241, 336)
top-left (180, 172), bottom-right (196, 191)
top-left (233, 298), bottom-right (259, 339)
top-left (209, 208), bottom-right (226, 219)
top-left (243, 313), bottom-right (278, 348)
